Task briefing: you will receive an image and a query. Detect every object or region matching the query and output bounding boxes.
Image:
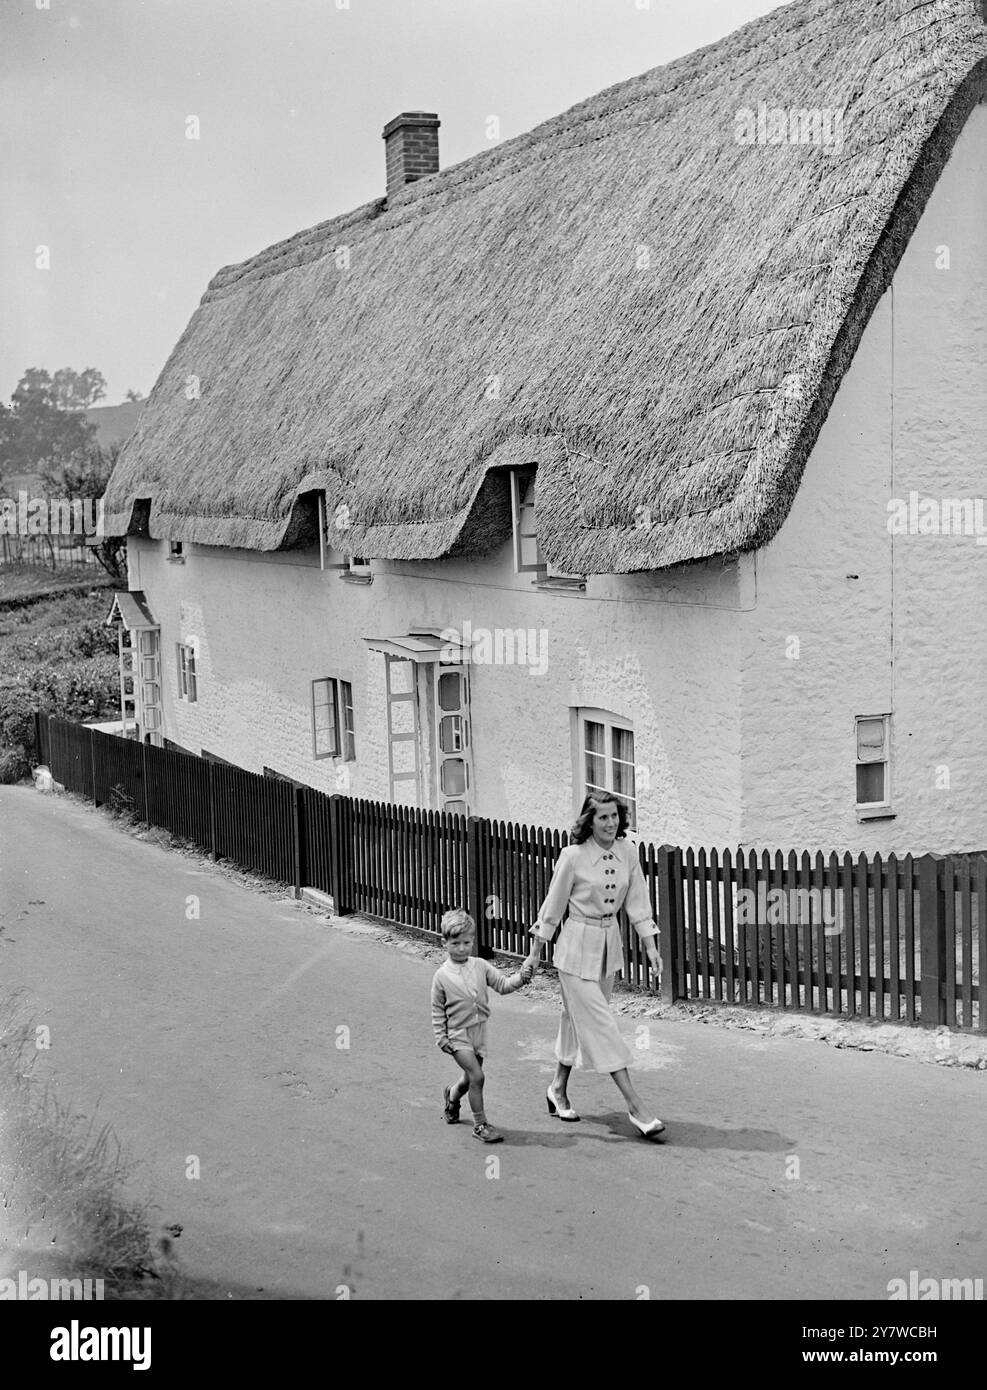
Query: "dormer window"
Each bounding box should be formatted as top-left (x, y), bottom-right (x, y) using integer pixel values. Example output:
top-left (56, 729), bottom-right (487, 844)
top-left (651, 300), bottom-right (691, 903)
top-left (510, 469), bottom-right (542, 573)
top-left (509, 469), bottom-right (585, 590)
top-left (340, 556), bottom-right (373, 584)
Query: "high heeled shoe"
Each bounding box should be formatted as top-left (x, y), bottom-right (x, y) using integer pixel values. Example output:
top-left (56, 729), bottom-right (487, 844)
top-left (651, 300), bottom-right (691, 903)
top-left (628, 1111), bottom-right (665, 1140)
top-left (546, 1085), bottom-right (580, 1122)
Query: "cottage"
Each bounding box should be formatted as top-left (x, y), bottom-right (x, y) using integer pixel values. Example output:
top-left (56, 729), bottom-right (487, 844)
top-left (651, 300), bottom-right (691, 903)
top-left (102, 0), bottom-right (987, 854)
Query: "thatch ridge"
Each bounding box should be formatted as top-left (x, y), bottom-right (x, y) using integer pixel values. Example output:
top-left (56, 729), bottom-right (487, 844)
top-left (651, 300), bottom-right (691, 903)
top-left (103, 0), bottom-right (987, 570)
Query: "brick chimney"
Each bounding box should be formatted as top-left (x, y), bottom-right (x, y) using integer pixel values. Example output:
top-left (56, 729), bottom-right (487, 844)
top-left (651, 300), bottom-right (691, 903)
top-left (382, 112), bottom-right (440, 199)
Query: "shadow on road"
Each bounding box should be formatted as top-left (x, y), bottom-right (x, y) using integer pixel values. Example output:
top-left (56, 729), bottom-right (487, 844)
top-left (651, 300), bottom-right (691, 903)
top-left (603, 1116), bottom-right (794, 1151)
top-left (123, 1275), bottom-right (327, 1301)
top-left (495, 1113), bottom-right (795, 1152)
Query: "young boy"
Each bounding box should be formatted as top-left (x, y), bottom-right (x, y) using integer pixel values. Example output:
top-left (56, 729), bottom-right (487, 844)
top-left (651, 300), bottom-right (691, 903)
top-left (431, 908), bottom-right (538, 1143)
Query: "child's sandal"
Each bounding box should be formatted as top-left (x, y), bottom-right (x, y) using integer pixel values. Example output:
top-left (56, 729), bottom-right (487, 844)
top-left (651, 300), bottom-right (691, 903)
top-left (443, 1084), bottom-right (461, 1124)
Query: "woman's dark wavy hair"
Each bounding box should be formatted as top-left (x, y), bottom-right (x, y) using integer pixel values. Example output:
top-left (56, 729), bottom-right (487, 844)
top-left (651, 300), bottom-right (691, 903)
top-left (570, 792), bottom-right (630, 844)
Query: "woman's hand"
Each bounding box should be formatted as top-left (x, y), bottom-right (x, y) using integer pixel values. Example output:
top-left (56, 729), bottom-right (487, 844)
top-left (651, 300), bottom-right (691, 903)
top-left (646, 945), bottom-right (662, 989)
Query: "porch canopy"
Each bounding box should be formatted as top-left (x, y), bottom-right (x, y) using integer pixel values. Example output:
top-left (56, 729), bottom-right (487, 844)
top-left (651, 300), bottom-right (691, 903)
top-left (104, 590), bottom-right (161, 744)
top-left (362, 629), bottom-right (469, 662)
top-left (105, 590), bottom-right (158, 630)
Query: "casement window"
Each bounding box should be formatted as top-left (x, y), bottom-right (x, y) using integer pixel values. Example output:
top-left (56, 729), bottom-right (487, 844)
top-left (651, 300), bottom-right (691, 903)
top-left (575, 708), bottom-right (637, 829)
top-left (312, 677), bottom-right (355, 760)
top-left (176, 643), bottom-right (197, 703)
top-left (338, 556), bottom-right (372, 584)
top-left (855, 714), bottom-right (891, 818)
top-left (167, 540), bottom-right (185, 562)
top-left (511, 469), bottom-right (542, 573)
top-left (510, 469), bottom-right (585, 590)
top-left (321, 508), bottom-right (373, 580)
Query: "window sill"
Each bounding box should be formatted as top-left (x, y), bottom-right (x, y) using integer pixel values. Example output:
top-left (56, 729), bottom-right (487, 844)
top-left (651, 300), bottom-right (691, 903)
top-left (533, 576), bottom-right (586, 593)
top-left (856, 806), bottom-right (895, 822)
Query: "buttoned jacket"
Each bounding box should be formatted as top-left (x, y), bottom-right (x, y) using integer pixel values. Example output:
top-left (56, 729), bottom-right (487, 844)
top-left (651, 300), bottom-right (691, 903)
top-left (430, 957), bottom-right (523, 1049)
top-left (534, 836), bottom-right (658, 980)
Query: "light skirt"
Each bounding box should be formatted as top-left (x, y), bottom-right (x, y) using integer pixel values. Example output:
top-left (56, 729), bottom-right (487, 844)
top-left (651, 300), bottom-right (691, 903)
top-left (556, 970), bottom-right (633, 1074)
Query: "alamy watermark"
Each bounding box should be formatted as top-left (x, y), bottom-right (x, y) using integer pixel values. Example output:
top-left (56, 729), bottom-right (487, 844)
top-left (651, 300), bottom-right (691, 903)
top-left (0, 1270), bottom-right (105, 1300)
top-left (734, 101), bottom-right (845, 155)
top-left (440, 621), bottom-right (548, 676)
top-left (0, 491), bottom-right (104, 540)
top-left (887, 1271), bottom-right (983, 1300)
top-left (735, 885), bottom-right (843, 934)
top-left (887, 493), bottom-right (987, 545)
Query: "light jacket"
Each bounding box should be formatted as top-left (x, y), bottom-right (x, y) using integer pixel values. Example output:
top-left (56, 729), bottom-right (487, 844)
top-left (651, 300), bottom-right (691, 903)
top-left (430, 957), bottom-right (525, 1049)
top-left (534, 837), bottom-right (658, 980)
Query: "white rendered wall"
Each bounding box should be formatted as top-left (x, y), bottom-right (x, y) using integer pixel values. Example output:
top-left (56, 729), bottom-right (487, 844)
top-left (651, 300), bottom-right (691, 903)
top-left (739, 104), bottom-right (987, 854)
top-left (126, 535), bottom-right (744, 845)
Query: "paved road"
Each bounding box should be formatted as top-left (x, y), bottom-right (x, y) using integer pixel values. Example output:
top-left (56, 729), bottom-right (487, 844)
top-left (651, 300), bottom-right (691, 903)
top-left (1, 784), bottom-right (985, 1300)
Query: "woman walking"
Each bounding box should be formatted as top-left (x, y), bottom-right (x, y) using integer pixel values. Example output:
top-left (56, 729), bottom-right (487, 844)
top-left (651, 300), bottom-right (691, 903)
top-left (527, 792), bottom-right (666, 1139)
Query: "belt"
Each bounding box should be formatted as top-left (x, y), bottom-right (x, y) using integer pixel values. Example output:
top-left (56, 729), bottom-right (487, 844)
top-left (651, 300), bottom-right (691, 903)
top-left (567, 913), bottom-right (619, 928)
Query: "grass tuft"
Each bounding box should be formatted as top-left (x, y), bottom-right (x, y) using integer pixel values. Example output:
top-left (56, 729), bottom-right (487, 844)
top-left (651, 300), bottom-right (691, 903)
top-left (0, 993), bottom-right (181, 1298)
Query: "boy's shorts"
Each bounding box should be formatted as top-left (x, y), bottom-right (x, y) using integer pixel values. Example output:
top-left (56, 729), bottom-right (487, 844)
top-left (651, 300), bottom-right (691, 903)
top-left (448, 1022), bottom-right (488, 1056)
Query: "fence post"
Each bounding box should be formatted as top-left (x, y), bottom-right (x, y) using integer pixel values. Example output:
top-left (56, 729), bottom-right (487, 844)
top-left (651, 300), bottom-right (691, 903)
top-left (918, 852), bottom-right (946, 1027)
top-left (89, 728), bottom-right (97, 804)
top-left (292, 784), bottom-right (303, 897)
top-left (655, 844), bottom-right (680, 1005)
top-left (329, 795), bottom-right (349, 916)
top-left (140, 739), bottom-right (150, 824)
top-left (34, 710), bottom-right (42, 766)
top-left (467, 817), bottom-right (488, 955)
top-left (208, 760), bottom-right (218, 861)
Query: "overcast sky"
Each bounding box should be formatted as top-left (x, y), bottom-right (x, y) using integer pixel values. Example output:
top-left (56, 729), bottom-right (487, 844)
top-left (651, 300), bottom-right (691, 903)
top-left (1, 0), bottom-right (786, 405)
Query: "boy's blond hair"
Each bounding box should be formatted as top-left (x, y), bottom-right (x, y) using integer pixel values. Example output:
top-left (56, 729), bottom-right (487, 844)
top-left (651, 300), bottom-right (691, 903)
top-left (440, 907), bottom-right (475, 941)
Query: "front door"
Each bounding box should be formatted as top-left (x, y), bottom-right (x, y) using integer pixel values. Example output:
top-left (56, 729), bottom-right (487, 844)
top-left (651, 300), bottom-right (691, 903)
top-left (136, 629), bottom-right (162, 745)
top-left (434, 663), bottom-right (472, 816)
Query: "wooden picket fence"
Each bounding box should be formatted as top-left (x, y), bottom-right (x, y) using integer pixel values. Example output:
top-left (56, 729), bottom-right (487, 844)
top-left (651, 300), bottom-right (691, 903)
top-left (663, 847), bottom-right (986, 1032)
top-left (0, 534), bottom-right (98, 567)
top-left (35, 713), bottom-right (986, 1032)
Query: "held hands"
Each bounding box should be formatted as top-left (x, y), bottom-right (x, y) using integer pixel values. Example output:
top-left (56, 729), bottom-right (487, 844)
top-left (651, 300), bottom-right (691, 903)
top-left (518, 941), bottom-right (541, 985)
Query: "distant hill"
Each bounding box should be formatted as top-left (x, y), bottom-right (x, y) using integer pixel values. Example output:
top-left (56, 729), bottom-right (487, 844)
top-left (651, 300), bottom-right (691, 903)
top-left (86, 401), bottom-right (143, 448)
top-left (2, 403), bottom-right (143, 496)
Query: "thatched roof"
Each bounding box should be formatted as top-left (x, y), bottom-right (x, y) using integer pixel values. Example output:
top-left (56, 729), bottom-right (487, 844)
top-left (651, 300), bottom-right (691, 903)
top-left (103, 0), bottom-right (987, 572)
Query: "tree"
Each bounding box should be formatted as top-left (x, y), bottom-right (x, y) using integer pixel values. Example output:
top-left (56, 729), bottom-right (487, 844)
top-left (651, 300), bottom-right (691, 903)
top-left (92, 535), bottom-right (128, 583)
top-left (41, 439), bottom-right (119, 500)
top-left (51, 366), bottom-right (107, 411)
top-left (38, 439), bottom-right (128, 581)
top-left (124, 388), bottom-right (144, 402)
top-left (0, 368), bottom-right (98, 478)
